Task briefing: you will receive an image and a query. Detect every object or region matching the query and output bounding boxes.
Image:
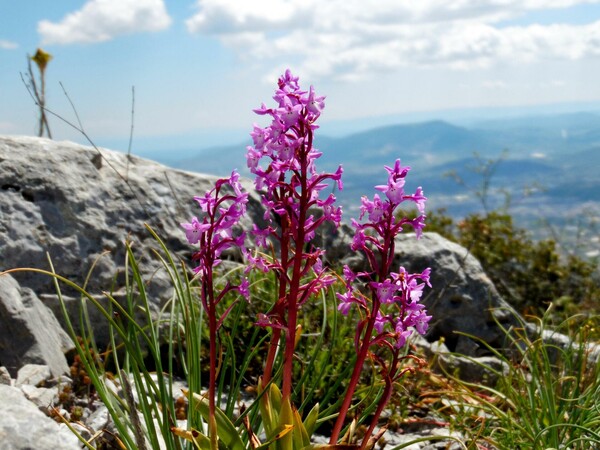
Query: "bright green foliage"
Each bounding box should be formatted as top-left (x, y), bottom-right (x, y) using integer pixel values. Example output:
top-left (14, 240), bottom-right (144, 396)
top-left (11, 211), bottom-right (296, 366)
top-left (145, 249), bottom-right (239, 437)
top-left (438, 312), bottom-right (600, 449)
top-left (426, 209), bottom-right (600, 319)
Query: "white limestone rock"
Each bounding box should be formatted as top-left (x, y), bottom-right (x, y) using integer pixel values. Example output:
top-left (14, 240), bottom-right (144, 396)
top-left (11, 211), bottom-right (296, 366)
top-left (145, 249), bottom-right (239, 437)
top-left (0, 274), bottom-right (70, 377)
top-left (0, 384), bottom-right (81, 450)
top-left (0, 135), bottom-right (264, 347)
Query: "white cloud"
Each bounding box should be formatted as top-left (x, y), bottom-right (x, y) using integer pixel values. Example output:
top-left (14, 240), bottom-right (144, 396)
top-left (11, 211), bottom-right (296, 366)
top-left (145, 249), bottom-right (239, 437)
top-left (185, 0), bottom-right (600, 80)
top-left (186, 0), bottom-right (313, 34)
top-left (540, 79), bottom-right (567, 87)
top-left (38, 0), bottom-right (171, 45)
top-left (0, 39), bottom-right (18, 50)
top-left (482, 80), bottom-right (509, 89)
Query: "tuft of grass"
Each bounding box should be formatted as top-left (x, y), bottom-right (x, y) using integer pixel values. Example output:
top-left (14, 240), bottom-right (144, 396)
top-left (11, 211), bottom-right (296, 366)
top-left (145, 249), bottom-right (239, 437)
top-left (432, 308), bottom-right (600, 449)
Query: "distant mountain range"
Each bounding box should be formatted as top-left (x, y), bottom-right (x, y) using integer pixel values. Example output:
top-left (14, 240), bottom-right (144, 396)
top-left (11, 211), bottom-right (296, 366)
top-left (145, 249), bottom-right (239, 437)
top-left (171, 111), bottom-right (600, 255)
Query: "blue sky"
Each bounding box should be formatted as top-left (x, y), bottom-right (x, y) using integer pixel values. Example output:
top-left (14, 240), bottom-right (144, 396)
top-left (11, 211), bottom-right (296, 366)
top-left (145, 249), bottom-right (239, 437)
top-left (2, 1), bottom-right (600, 159)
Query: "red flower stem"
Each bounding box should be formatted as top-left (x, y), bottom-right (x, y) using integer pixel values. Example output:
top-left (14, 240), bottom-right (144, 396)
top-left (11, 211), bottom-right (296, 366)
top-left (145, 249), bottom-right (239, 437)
top-left (330, 215), bottom-right (395, 444)
top-left (197, 210), bottom-right (218, 450)
top-left (329, 298), bottom-right (380, 444)
top-left (261, 328), bottom-right (281, 387)
top-left (208, 300), bottom-right (218, 450)
top-left (281, 127), bottom-right (310, 402)
top-left (360, 378), bottom-right (393, 450)
top-left (262, 191), bottom-right (290, 388)
top-left (360, 355), bottom-right (399, 450)
top-left (204, 262), bottom-right (218, 450)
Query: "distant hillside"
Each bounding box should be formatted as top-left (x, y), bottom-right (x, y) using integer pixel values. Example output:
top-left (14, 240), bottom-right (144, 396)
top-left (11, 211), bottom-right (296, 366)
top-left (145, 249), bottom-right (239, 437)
top-left (473, 111), bottom-right (600, 133)
top-left (176, 120), bottom-right (498, 176)
top-left (172, 114), bottom-right (600, 250)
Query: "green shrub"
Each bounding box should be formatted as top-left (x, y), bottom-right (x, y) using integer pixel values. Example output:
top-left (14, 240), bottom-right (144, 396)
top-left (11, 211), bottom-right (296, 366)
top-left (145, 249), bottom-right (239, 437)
top-left (427, 208), bottom-right (600, 320)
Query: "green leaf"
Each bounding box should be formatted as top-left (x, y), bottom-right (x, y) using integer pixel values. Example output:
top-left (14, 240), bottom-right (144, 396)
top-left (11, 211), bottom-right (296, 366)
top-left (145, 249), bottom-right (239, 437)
top-left (254, 424), bottom-right (295, 450)
top-left (268, 383), bottom-right (283, 413)
top-left (171, 426), bottom-right (210, 450)
top-left (258, 381), bottom-right (287, 441)
top-left (291, 404), bottom-right (310, 449)
top-left (187, 390), bottom-right (246, 450)
top-left (302, 403), bottom-right (319, 438)
top-left (279, 397), bottom-right (294, 450)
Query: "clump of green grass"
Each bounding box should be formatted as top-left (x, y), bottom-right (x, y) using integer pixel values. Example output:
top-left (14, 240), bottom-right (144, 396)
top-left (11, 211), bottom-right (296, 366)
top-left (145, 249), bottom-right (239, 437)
top-left (433, 309), bottom-right (600, 449)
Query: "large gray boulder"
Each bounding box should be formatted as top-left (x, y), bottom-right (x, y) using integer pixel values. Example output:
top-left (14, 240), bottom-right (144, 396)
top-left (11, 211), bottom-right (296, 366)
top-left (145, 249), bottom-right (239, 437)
top-left (1, 135), bottom-right (264, 346)
top-left (393, 232), bottom-right (520, 356)
top-left (0, 135), bottom-right (263, 290)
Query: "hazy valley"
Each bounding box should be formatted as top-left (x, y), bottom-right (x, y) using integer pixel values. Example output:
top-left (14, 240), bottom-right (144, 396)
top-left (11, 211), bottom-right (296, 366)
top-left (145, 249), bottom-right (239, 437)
top-left (168, 111), bottom-right (600, 259)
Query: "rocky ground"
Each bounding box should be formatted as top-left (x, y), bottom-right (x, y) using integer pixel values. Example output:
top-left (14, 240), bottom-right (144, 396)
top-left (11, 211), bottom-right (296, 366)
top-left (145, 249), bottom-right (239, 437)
top-left (1, 346), bottom-right (497, 450)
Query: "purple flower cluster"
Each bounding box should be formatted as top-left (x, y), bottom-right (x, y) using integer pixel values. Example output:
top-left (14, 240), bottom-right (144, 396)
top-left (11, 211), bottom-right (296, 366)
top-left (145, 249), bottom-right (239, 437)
top-left (181, 170), bottom-right (250, 431)
top-left (241, 70), bottom-right (350, 401)
top-left (181, 170), bottom-right (249, 298)
top-left (330, 159), bottom-right (432, 444)
top-left (338, 159), bottom-right (431, 349)
top-left (246, 69), bottom-right (343, 231)
top-left (370, 268), bottom-right (432, 347)
top-left (244, 69), bottom-right (342, 329)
